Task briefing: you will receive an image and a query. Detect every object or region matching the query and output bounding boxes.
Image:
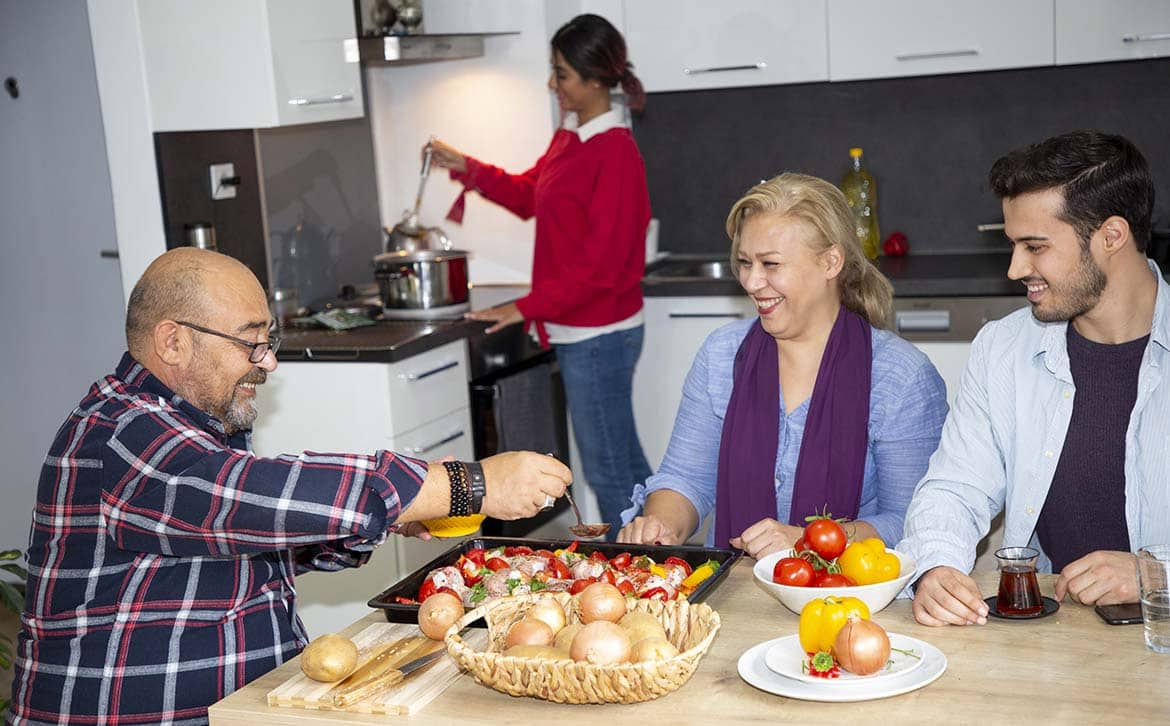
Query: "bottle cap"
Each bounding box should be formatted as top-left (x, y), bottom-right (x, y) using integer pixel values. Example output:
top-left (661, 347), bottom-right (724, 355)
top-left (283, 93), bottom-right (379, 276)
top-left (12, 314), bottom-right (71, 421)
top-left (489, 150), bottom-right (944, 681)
top-left (849, 147), bottom-right (863, 158)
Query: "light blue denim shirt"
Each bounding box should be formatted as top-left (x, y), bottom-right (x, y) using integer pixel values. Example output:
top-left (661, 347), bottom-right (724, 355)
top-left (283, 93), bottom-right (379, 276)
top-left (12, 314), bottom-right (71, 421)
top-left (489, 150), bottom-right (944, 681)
top-left (623, 318), bottom-right (948, 547)
top-left (899, 261), bottom-right (1170, 576)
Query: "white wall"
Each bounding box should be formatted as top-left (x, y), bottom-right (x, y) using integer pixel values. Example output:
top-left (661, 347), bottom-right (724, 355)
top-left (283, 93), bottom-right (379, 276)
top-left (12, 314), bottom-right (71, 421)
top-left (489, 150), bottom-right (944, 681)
top-left (366, 0), bottom-right (626, 283)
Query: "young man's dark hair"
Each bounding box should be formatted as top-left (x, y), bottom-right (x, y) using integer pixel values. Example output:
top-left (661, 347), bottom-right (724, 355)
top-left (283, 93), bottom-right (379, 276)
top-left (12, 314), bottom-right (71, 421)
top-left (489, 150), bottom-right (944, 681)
top-left (988, 130), bottom-right (1155, 252)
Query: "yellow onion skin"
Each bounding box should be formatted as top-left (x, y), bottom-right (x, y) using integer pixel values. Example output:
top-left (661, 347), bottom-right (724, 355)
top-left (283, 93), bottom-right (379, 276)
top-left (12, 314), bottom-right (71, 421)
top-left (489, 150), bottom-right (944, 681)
top-left (569, 621), bottom-right (632, 665)
top-left (418, 592), bottom-right (465, 641)
top-left (833, 617), bottom-right (891, 676)
top-left (505, 618), bottom-right (556, 649)
top-left (577, 582), bottom-right (628, 624)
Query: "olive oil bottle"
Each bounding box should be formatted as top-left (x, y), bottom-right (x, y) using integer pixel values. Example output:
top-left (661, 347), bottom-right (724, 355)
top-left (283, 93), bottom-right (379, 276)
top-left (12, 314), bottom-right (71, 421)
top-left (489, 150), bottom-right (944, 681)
top-left (841, 147), bottom-right (881, 259)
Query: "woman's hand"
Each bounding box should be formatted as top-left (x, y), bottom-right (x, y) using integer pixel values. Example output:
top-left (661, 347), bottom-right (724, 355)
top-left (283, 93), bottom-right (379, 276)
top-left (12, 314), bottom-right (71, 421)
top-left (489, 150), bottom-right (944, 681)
top-left (618, 514), bottom-right (683, 546)
top-left (428, 138), bottom-right (468, 174)
top-left (466, 302), bottom-right (524, 334)
top-left (729, 518), bottom-right (803, 559)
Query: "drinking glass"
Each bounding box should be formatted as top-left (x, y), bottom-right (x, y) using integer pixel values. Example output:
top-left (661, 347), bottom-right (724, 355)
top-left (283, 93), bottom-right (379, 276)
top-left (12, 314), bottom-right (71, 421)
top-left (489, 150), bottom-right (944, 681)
top-left (1137, 545), bottom-right (1170, 653)
top-left (995, 546), bottom-right (1044, 616)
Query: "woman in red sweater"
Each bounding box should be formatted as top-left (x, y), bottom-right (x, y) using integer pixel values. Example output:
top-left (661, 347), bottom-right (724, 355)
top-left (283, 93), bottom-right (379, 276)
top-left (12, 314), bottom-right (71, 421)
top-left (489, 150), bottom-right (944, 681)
top-left (429, 14), bottom-right (651, 539)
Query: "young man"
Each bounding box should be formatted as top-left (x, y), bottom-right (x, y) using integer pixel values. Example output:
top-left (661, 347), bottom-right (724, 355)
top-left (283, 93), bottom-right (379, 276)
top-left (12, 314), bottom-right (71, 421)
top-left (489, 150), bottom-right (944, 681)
top-left (9, 248), bottom-right (571, 723)
top-left (899, 130), bottom-right (1170, 626)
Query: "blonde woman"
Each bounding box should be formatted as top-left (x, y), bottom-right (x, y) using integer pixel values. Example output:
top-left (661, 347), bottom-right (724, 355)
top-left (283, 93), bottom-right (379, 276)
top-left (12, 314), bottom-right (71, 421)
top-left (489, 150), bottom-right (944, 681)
top-left (618, 173), bottom-right (947, 559)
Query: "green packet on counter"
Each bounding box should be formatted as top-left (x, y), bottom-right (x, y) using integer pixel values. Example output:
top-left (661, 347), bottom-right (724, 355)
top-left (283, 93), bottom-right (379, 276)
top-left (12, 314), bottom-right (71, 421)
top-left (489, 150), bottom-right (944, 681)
top-left (308, 309), bottom-right (377, 330)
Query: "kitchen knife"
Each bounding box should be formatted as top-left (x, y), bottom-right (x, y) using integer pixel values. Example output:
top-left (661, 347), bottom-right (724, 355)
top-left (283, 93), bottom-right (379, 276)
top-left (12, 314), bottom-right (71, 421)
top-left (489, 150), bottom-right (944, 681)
top-left (331, 641), bottom-right (446, 708)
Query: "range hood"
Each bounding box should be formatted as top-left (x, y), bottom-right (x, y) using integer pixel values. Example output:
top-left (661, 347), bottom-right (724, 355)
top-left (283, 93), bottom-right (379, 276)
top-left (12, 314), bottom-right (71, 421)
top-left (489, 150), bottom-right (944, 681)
top-left (344, 33), bottom-right (515, 65)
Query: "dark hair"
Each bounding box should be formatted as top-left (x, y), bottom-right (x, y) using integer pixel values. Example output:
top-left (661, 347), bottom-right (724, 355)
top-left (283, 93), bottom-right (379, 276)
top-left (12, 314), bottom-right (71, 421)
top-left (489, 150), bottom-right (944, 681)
top-left (551, 14), bottom-right (646, 114)
top-left (988, 130), bottom-right (1154, 252)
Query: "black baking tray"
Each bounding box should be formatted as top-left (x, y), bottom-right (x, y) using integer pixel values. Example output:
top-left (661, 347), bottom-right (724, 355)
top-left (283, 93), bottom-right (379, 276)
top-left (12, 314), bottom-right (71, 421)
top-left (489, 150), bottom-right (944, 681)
top-left (367, 536), bottom-right (741, 624)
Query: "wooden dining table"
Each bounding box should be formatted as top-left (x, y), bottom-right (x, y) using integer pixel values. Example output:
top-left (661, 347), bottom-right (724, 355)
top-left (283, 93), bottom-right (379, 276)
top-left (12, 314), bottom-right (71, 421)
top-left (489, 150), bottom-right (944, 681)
top-left (209, 559), bottom-right (1170, 724)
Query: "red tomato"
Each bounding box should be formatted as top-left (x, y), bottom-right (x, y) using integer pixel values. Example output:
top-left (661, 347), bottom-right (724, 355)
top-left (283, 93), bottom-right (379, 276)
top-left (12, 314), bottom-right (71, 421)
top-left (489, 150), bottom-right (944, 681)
top-left (772, 557), bottom-right (815, 587)
top-left (456, 555), bottom-right (484, 585)
top-left (504, 546), bottom-right (533, 557)
top-left (803, 519), bottom-right (848, 560)
top-left (589, 551), bottom-right (608, 562)
top-left (545, 557), bottom-right (570, 580)
top-left (464, 548), bottom-right (486, 565)
top-left (641, 587), bottom-right (669, 600)
top-left (813, 572), bottom-right (857, 588)
top-left (484, 557), bottom-right (510, 572)
top-left (609, 552), bottom-right (632, 569)
top-left (569, 578), bottom-right (595, 595)
top-left (664, 556), bottom-right (693, 577)
top-left (615, 579), bottom-right (635, 596)
top-left (793, 536), bottom-right (809, 554)
top-left (417, 579), bottom-right (459, 601)
top-left (534, 549), bottom-right (555, 559)
top-left (599, 569), bottom-right (617, 586)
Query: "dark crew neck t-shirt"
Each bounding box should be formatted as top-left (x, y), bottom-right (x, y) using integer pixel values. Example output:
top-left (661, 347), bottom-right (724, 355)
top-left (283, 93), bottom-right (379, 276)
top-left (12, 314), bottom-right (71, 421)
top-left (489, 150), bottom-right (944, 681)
top-left (1035, 324), bottom-right (1148, 572)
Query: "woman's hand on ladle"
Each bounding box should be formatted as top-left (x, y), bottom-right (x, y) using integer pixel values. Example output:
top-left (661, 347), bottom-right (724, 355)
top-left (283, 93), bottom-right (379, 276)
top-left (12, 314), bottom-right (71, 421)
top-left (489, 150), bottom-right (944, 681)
top-left (427, 138), bottom-right (467, 174)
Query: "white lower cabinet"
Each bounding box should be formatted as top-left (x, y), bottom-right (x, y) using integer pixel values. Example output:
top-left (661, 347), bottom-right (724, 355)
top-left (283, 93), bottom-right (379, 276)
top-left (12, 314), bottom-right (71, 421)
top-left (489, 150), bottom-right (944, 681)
top-left (633, 296), bottom-right (756, 470)
top-left (250, 340), bottom-right (472, 637)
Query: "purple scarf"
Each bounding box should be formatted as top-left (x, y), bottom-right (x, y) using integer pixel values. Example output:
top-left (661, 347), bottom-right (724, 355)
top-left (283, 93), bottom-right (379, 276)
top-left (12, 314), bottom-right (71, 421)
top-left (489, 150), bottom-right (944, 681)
top-left (714, 306), bottom-right (872, 547)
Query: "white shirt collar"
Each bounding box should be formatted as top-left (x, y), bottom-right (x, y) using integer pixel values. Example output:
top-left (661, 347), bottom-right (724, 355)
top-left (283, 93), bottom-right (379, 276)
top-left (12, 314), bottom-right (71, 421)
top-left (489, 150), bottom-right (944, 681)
top-left (562, 105), bottom-right (626, 142)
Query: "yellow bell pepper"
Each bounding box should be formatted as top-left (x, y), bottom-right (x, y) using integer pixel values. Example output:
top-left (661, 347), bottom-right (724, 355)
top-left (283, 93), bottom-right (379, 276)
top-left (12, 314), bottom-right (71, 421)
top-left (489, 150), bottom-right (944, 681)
top-left (798, 596), bottom-right (870, 654)
top-left (838, 538), bottom-right (901, 586)
top-left (680, 559), bottom-right (719, 589)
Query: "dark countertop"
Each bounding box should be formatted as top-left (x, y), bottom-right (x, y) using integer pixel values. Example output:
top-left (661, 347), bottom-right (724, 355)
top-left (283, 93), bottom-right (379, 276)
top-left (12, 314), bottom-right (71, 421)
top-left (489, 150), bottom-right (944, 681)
top-left (643, 252), bottom-right (1023, 297)
top-left (275, 285), bottom-right (529, 364)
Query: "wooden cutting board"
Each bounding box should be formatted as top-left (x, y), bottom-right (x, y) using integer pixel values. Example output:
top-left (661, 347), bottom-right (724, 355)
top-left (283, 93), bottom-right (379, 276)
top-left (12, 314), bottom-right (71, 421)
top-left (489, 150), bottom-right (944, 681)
top-left (267, 622), bottom-right (487, 715)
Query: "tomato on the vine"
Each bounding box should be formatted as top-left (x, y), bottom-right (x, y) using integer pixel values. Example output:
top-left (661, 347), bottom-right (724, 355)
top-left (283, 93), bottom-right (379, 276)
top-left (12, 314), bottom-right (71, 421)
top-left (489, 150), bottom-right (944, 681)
top-left (772, 557), bottom-right (815, 587)
top-left (803, 519), bottom-right (848, 560)
top-left (813, 572), bottom-right (857, 588)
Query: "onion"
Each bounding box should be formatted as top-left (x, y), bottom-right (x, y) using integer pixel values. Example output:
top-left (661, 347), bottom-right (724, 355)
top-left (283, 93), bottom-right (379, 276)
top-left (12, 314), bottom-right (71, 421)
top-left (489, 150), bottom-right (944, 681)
top-left (553, 622), bottom-right (582, 651)
top-left (577, 582), bottom-right (627, 624)
top-left (417, 592), bottom-right (465, 641)
top-left (300, 633), bottom-right (359, 682)
top-left (629, 636), bottom-right (679, 663)
top-left (505, 617), bottom-right (556, 649)
top-left (526, 598), bottom-right (567, 634)
top-left (569, 621), bottom-right (632, 665)
top-left (833, 617), bottom-right (891, 676)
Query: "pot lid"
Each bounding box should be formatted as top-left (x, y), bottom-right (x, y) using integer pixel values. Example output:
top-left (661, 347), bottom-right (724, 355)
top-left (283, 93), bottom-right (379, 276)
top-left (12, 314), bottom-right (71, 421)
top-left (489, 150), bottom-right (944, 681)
top-left (373, 249), bottom-right (469, 266)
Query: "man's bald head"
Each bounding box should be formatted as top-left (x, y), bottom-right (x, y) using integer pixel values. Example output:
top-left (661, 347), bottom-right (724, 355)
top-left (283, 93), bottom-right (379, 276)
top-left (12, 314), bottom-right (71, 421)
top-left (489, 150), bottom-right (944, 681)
top-left (125, 248), bottom-right (264, 358)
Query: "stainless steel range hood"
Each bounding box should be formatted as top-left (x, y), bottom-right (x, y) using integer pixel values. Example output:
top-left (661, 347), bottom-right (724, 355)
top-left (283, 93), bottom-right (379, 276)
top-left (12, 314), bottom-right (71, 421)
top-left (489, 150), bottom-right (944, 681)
top-left (344, 33), bottom-right (514, 65)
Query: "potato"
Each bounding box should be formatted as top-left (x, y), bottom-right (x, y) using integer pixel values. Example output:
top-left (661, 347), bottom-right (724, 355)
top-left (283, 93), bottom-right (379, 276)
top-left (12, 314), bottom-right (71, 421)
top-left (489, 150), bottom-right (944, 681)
top-left (503, 644), bottom-right (571, 660)
top-left (630, 636), bottom-right (679, 663)
top-left (301, 633), bottom-right (359, 682)
top-left (619, 611), bottom-right (666, 644)
top-left (553, 622), bottom-right (582, 652)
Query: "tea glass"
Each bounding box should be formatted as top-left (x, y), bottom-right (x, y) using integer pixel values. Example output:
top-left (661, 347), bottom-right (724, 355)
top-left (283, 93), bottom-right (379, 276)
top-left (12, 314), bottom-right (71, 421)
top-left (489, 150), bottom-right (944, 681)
top-left (1137, 545), bottom-right (1170, 653)
top-left (995, 546), bottom-right (1044, 616)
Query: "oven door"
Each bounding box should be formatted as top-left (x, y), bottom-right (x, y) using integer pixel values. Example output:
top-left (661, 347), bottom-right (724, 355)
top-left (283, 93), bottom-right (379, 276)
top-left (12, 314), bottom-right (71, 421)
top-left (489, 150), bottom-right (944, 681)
top-left (470, 352), bottom-right (571, 536)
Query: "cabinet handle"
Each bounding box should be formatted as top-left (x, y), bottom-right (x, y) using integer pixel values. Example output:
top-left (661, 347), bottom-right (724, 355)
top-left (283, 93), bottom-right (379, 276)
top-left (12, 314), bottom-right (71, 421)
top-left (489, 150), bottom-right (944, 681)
top-left (683, 62), bottom-right (767, 75)
top-left (99, 249), bottom-right (119, 259)
top-left (304, 348), bottom-right (360, 361)
top-left (976, 223), bottom-right (1005, 232)
top-left (400, 359), bottom-right (458, 381)
top-left (668, 312), bottom-right (744, 319)
top-left (287, 92), bottom-right (355, 106)
top-left (406, 429), bottom-right (465, 455)
top-left (1122, 32), bottom-right (1170, 43)
top-left (895, 48), bottom-right (979, 61)
top-left (896, 310), bottom-right (951, 333)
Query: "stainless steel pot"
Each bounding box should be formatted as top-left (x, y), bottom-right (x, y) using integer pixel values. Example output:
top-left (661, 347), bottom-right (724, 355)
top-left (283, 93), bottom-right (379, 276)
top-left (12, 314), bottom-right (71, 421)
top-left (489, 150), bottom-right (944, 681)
top-left (373, 249), bottom-right (469, 310)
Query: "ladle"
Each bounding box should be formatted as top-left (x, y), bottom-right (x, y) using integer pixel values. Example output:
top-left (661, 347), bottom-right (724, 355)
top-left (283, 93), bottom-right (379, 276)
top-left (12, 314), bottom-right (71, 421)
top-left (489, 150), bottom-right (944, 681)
top-left (565, 490), bottom-right (610, 539)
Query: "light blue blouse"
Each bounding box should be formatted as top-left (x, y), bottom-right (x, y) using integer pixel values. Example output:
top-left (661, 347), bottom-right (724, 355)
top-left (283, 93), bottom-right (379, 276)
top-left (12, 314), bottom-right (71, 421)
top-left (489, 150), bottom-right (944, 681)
top-left (623, 318), bottom-right (948, 547)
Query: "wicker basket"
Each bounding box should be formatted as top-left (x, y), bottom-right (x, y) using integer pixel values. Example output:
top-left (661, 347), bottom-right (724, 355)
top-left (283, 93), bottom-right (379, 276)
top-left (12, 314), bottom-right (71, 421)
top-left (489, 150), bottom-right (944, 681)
top-left (444, 591), bottom-right (721, 704)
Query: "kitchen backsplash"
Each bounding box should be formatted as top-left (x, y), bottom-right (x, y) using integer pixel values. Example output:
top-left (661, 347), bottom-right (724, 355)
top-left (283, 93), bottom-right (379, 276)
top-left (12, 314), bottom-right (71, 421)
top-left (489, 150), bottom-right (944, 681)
top-left (634, 58), bottom-right (1170, 256)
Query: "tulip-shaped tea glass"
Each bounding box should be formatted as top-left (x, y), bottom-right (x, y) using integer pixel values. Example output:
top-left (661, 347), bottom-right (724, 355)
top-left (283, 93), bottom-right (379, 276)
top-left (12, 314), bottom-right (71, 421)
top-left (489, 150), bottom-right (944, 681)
top-left (995, 546), bottom-right (1044, 616)
top-left (1137, 545), bottom-right (1170, 653)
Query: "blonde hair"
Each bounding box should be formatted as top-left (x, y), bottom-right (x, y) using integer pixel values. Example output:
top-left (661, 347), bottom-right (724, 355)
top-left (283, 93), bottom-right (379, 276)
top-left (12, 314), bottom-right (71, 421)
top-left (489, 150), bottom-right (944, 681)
top-left (725, 172), bottom-right (893, 328)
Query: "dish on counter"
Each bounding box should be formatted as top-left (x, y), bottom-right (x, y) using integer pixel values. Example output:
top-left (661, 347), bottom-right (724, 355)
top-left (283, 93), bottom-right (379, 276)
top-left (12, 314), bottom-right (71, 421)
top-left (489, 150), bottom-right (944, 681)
top-left (753, 548), bottom-right (917, 614)
top-left (738, 635), bottom-right (947, 702)
top-left (369, 537), bottom-right (741, 624)
top-left (762, 633), bottom-right (925, 685)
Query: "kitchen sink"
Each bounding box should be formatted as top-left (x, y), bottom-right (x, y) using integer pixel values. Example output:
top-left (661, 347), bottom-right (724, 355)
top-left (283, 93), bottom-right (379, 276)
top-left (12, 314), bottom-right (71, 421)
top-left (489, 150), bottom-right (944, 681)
top-left (646, 259), bottom-right (737, 280)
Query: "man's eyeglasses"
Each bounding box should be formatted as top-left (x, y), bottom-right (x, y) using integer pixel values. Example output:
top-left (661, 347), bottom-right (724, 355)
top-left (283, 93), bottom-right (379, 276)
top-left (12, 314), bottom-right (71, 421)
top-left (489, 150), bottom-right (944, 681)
top-left (176, 321), bottom-right (281, 364)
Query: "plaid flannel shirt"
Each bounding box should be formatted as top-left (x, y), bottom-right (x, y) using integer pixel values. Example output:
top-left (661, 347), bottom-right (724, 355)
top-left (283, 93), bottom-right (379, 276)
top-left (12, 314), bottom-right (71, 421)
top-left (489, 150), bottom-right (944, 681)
top-left (9, 353), bottom-right (428, 724)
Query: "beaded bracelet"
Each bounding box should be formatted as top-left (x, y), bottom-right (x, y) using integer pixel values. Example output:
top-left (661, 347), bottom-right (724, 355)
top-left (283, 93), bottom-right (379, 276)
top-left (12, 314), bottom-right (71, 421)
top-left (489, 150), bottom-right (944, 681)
top-left (442, 460), bottom-right (471, 517)
top-left (463, 461), bottom-right (486, 514)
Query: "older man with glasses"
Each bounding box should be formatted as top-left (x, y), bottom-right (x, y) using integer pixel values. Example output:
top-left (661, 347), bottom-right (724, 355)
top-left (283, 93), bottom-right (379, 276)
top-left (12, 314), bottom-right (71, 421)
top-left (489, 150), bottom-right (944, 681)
top-left (8, 247), bottom-right (571, 725)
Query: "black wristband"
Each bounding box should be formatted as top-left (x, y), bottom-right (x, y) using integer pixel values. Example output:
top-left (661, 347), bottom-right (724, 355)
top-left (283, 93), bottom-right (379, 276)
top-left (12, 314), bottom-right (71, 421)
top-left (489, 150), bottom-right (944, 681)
top-left (464, 461), bottom-right (485, 514)
top-left (442, 460), bottom-right (471, 517)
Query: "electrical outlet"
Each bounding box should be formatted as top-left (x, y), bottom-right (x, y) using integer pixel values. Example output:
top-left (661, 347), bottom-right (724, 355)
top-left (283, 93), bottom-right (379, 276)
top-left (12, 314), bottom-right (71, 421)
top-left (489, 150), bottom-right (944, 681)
top-left (209, 163), bottom-right (237, 200)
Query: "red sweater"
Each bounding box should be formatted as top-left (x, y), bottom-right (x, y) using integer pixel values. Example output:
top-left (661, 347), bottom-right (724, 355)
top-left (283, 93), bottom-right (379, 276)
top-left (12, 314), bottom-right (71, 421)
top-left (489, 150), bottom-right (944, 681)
top-left (451, 127), bottom-right (651, 334)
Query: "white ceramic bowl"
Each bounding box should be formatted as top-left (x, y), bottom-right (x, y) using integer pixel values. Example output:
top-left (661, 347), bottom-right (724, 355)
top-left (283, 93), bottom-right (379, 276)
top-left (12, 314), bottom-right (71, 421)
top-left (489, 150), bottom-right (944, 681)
top-left (753, 548), bottom-right (917, 614)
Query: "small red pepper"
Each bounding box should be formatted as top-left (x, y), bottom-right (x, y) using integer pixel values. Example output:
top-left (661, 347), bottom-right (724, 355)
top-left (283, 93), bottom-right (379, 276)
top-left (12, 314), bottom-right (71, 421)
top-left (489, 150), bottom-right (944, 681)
top-left (589, 550), bottom-right (608, 562)
top-left (664, 556), bottom-right (693, 577)
top-left (484, 557), bottom-right (510, 572)
top-left (393, 596), bottom-right (419, 605)
top-left (641, 586), bottom-right (669, 600)
top-left (564, 540), bottom-right (580, 553)
top-left (882, 231), bottom-right (909, 257)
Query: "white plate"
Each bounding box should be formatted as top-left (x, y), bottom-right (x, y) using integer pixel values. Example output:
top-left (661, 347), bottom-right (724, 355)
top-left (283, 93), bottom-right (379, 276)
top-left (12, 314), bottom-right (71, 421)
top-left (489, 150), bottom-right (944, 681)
top-left (763, 633), bottom-right (926, 685)
top-left (739, 635), bottom-right (947, 702)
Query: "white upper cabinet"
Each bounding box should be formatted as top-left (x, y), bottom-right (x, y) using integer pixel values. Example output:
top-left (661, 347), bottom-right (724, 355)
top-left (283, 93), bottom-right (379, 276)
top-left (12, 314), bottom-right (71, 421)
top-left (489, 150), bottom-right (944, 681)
top-left (827, 0), bottom-right (1053, 82)
top-left (1056, 0), bottom-right (1170, 65)
top-left (139, 0), bottom-right (362, 132)
top-left (622, 0), bottom-right (828, 92)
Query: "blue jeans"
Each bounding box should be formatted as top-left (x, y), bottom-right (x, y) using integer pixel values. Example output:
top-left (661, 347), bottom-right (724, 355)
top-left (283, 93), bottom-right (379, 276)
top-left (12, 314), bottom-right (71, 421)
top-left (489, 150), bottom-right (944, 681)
top-left (554, 326), bottom-right (653, 541)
